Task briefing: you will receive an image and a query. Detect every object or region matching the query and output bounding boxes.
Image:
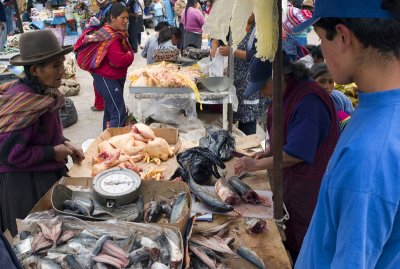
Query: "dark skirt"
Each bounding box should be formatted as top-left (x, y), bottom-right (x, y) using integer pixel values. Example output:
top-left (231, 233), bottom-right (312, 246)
top-left (0, 167), bottom-right (67, 236)
top-left (184, 31), bottom-right (202, 49)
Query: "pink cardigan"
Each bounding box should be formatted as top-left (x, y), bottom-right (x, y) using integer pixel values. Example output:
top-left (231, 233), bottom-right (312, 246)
top-left (181, 7), bottom-right (205, 33)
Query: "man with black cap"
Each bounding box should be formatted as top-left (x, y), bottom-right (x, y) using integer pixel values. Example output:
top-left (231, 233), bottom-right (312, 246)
top-left (292, 0), bottom-right (400, 268)
top-left (235, 54), bottom-right (339, 263)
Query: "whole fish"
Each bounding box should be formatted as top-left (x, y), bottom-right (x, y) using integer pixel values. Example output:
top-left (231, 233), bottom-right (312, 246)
top-left (244, 218), bottom-right (267, 234)
top-left (128, 247), bottom-right (160, 266)
top-left (215, 179), bottom-right (241, 206)
top-left (154, 234), bottom-right (170, 265)
top-left (63, 199), bottom-right (93, 216)
top-left (187, 165), bottom-right (234, 213)
top-left (169, 192), bottom-right (189, 223)
top-left (92, 235), bottom-right (113, 256)
top-left (228, 177), bottom-right (262, 205)
top-left (189, 245), bottom-right (217, 269)
top-left (144, 201), bottom-right (162, 223)
top-left (236, 246), bottom-right (266, 269)
top-left (24, 255), bottom-right (62, 269)
top-left (166, 236), bottom-right (183, 268)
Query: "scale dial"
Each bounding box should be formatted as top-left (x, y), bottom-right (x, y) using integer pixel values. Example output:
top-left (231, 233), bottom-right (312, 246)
top-left (92, 168), bottom-right (141, 206)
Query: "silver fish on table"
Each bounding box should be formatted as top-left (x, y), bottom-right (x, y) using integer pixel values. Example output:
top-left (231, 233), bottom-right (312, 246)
top-left (24, 255), bottom-right (62, 269)
top-left (215, 178), bottom-right (241, 206)
top-left (154, 234), bottom-right (170, 265)
top-left (236, 246), bottom-right (266, 269)
top-left (60, 254), bottom-right (83, 269)
top-left (169, 192), bottom-right (189, 223)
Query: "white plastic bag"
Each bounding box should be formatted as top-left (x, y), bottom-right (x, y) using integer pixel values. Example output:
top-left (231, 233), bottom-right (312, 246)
top-left (209, 48), bottom-right (225, 77)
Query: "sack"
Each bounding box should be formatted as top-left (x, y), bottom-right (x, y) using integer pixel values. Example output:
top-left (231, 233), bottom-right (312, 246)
top-left (60, 97), bottom-right (78, 128)
top-left (152, 47), bottom-right (180, 62)
top-left (209, 47), bottom-right (224, 77)
top-left (199, 129), bottom-right (236, 161)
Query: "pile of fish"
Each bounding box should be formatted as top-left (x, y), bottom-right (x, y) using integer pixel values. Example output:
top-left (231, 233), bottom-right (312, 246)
top-left (189, 220), bottom-right (266, 269)
top-left (60, 191), bottom-right (189, 225)
top-left (143, 192), bottom-right (189, 224)
top-left (14, 218), bottom-right (183, 269)
top-left (215, 176), bottom-right (272, 207)
top-left (173, 147), bottom-right (226, 185)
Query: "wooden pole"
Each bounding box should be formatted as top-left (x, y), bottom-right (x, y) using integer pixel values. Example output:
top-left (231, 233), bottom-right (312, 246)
top-left (13, 0), bottom-right (24, 33)
top-left (272, 0), bottom-right (283, 221)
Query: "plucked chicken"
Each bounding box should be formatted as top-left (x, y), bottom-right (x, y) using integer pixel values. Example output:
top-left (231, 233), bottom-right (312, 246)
top-left (144, 137), bottom-right (173, 161)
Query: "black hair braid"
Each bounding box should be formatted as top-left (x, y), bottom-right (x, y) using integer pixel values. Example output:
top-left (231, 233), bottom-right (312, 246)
top-left (382, 0), bottom-right (400, 17)
top-left (21, 66), bottom-right (45, 94)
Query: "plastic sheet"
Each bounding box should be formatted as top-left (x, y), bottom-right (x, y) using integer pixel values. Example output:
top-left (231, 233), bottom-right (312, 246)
top-left (127, 93), bottom-right (197, 125)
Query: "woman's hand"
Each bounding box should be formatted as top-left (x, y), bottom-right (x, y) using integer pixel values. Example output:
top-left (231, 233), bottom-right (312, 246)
top-left (251, 151), bottom-right (270, 160)
top-left (54, 144), bottom-right (73, 162)
top-left (64, 141), bottom-right (85, 164)
top-left (219, 46), bottom-right (231, 56)
top-left (234, 156), bottom-right (258, 175)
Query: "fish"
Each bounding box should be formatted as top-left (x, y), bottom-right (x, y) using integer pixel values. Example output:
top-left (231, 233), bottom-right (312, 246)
top-left (92, 235), bottom-right (113, 256)
top-left (189, 235), bottom-right (234, 254)
top-left (92, 253), bottom-right (128, 269)
top-left (57, 230), bottom-right (78, 245)
top-left (187, 165), bottom-right (234, 213)
top-left (154, 234), bottom-right (170, 265)
top-left (236, 246), bottom-right (266, 269)
top-left (62, 199), bottom-right (94, 216)
top-left (24, 255), bottom-right (62, 269)
top-left (224, 237), bottom-right (235, 246)
top-left (244, 218), bottom-right (267, 234)
top-left (31, 232), bottom-right (53, 253)
top-left (135, 194), bottom-right (144, 222)
top-left (227, 177), bottom-right (263, 205)
top-left (166, 236), bottom-right (183, 268)
top-left (38, 221), bottom-right (63, 246)
top-left (128, 247), bottom-right (160, 266)
top-left (215, 178), bottom-right (241, 206)
top-left (128, 236), bottom-right (141, 253)
top-left (102, 240), bottom-right (129, 262)
top-left (215, 227), bottom-right (229, 238)
top-left (144, 201), bottom-right (163, 223)
top-left (60, 255), bottom-right (82, 269)
top-left (169, 192), bottom-right (189, 223)
top-left (20, 230), bottom-right (32, 240)
top-left (189, 245), bottom-right (217, 269)
top-left (159, 200), bottom-right (172, 217)
top-left (192, 244), bottom-right (227, 263)
top-left (196, 220), bottom-right (234, 237)
top-left (151, 262), bottom-right (169, 269)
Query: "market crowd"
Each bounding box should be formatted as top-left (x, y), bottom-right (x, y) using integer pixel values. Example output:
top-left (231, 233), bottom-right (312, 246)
top-left (1, 0), bottom-right (400, 268)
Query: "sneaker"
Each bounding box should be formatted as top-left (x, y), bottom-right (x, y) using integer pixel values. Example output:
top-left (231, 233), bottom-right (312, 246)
top-left (91, 106), bottom-right (104, 111)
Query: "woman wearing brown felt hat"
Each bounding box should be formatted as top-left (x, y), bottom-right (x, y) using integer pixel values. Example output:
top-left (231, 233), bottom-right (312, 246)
top-left (0, 30), bottom-right (84, 236)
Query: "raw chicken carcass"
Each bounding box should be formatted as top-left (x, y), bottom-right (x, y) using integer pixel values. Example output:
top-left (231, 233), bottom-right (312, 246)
top-left (145, 137), bottom-right (174, 161)
top-left (107, 133), bottom-right (144, 155)
top-left (132, 123), bottom-right (156, 140)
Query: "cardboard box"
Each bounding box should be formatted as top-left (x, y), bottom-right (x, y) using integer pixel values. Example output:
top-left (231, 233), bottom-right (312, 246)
top-left (69, 127), bottom-right (182, 180)
top-left (30, 177), bottom-right (191, 235)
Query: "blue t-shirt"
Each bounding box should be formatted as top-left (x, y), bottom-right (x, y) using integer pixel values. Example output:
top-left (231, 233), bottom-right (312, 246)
top-left (296, 89), bottom-right (400, 268)
top-left (331, 89), bottom-right (355, 115)
top-left (284, 94), bottom-right (331, 164)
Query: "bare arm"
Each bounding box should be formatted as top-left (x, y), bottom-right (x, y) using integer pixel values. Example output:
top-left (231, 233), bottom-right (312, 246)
top-left (234, 151), bottom-right (303, 175)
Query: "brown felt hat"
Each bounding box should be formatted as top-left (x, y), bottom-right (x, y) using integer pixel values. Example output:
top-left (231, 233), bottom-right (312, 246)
top-left (10, 30), bottom-right (73, 66)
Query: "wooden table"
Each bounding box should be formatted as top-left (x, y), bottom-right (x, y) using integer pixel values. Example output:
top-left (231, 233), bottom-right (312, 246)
top-left (192, 158), bottom-right (292, 269)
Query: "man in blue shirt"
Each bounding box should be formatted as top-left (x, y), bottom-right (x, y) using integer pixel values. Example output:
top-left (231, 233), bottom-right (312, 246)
top-left (293, 0), bottom-right (400, 268)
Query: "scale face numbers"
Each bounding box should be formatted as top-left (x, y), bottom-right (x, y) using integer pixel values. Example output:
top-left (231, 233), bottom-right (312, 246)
top-left (99, 174), bottom-right (137, 194)
top-left (93, 168), bottom-right (141, 206)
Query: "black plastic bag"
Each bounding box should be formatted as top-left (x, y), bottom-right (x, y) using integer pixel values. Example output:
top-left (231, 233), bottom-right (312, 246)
top-left (172, 147), bottom-right (226, 185)
top-left (199, 129), bottom-right (236, 161)
top-left (60, 97), bottom-right (78, 128)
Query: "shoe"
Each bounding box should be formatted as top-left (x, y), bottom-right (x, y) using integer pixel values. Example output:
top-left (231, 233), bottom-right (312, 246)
top-left (91, 106), bottom-right (104, 111)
